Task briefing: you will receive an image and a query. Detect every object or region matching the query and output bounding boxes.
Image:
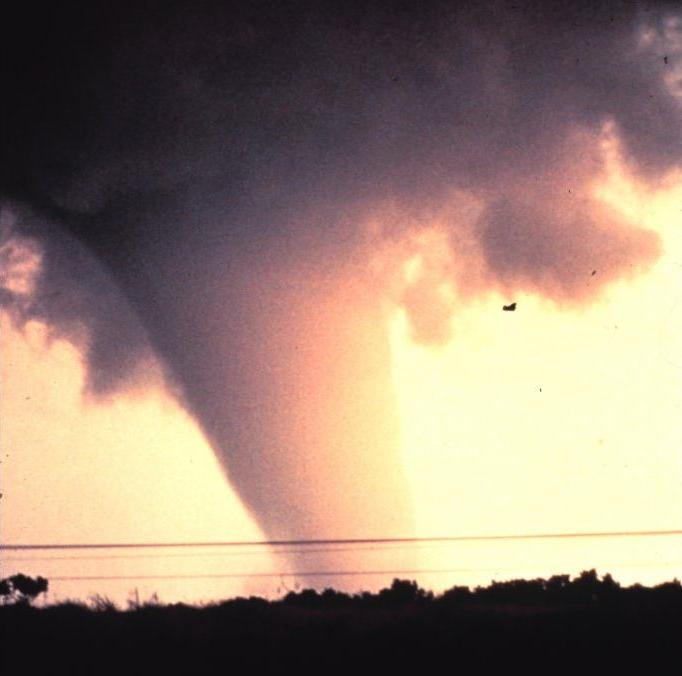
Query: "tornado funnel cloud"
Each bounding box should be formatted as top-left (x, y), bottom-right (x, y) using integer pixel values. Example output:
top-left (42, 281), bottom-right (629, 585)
top-left (2, 2), bottom-right (681, 564)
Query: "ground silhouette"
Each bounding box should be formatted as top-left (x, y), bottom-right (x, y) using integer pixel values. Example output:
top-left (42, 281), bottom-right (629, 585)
top-left (1, 571), bottom-right (680, 674)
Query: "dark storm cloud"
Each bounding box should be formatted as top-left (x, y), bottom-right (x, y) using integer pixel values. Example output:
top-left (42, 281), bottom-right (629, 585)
top-left (1, 206), bottom-right (154, 396)
top-left (479, 193), bottom-right (661, 302)
top-left (2, 1), bottom-right (680, 547)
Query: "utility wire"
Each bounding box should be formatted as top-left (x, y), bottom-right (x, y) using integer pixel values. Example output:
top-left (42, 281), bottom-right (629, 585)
top-left (45, 560), bottom-right (682, 583)
top-left (50, 568), bottom-right (491, 582)
top-left (1, 542), bottom-right (461, 563)
top-left (2, 529), bottom-right (681, 551)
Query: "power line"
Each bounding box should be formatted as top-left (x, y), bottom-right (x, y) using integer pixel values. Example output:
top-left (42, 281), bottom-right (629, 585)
top-left (50, 568), bottom-right (489, 582)
top-left (44, 560), bottom-right (682, 583)
top-left (1, 542), bottom-right (455, 564)
top-left (2, 529), bottom-right (681, 552)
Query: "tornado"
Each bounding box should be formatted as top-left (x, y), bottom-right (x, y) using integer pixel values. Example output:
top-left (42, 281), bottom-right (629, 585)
top-left (2, 1), bottom-right (679, 570)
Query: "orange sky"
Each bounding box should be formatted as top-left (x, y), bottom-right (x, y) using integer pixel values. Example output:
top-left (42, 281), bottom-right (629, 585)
top-left (389, 148), bottom-right (682, 590)
top-left (1, 148), bottom-right (681, 605)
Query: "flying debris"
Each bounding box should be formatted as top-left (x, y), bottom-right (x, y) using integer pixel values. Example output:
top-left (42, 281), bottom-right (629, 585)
top-left (503, 302), bottom-right (517, 311)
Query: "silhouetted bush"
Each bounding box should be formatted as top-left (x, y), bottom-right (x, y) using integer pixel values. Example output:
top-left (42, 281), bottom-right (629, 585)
top-left (0, 574), bottom-right (48, 605)
top-left (88, 594), bottom-right (118, 612)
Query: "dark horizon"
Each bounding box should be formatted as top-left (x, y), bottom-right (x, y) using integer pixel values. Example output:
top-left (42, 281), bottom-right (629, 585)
top-left (2, 569), bottom-right (681, 674)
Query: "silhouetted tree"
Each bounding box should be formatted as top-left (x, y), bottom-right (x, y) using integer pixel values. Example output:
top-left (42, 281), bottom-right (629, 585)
top-left (440, 585), bottom-right (472, 603)
top-left (545, 574), bottom-right (570, 592)
top-left (0, 574), bottom-right (48, 605)
top-left (378, 579), bottom-right (432, 605)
